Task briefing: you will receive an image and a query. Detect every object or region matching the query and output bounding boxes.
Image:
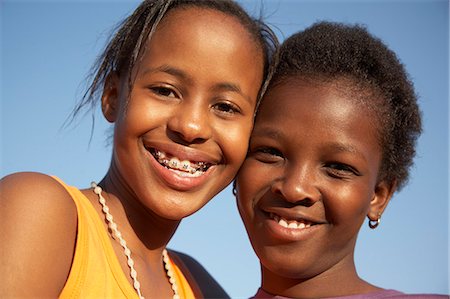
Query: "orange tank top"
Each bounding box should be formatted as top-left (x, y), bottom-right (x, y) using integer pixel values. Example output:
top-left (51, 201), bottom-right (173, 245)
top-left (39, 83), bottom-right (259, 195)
top-left (54, 177), bottom-right (197, 299)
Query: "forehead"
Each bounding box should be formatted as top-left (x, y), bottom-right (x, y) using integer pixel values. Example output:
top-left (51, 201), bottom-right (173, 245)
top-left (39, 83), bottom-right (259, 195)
top-left (259, 78), bottom-right (378, 122)
top-left (132, 6), bottom-right (264, 81)
top-left (254, 78), bottom-right (382, 151)
top-left (155, 6), bottom-right (257, 51)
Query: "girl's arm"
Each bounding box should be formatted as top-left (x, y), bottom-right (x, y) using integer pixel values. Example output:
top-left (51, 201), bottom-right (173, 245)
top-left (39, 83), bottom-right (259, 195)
top-left (0, 172), bottom-right (77, 298)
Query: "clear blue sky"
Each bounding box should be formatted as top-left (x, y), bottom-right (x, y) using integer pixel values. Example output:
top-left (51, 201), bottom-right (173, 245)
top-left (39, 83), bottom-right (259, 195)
top-left (1, 0), bottom-right (448, 297)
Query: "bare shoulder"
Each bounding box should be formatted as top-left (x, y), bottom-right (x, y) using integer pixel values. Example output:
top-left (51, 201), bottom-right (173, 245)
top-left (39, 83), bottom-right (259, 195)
top-left (0, 172), bottom-right (77, 217)
top-left (0, 172), bottom-right (78, 298)
top-left (169, 249), bottom-right (230, 299)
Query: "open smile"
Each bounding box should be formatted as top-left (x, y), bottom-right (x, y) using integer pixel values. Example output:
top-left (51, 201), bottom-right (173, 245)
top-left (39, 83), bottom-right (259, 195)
top-left (268, 212), bottom-right (317, 230)
top-left (149, 148), bottom-right (215, 177)
top-left (143, 142), bottom-right (221, 191)
top-left (261, 210), bottom-right (325, 241)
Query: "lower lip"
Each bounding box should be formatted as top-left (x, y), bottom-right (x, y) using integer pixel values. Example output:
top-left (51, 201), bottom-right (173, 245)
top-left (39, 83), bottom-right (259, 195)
top-left (262, 214), bottom-right (322, 242)
top-left (147, 150), bottom-right (214, 191)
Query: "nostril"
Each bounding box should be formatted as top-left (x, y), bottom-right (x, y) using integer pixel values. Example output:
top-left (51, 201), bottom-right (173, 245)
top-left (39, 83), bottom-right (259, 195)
top-left (271, 177), bottom-right (321, 206)
top-left (167, 126), bottom-right (208, 145)
top-left (167, 115), bottom-right (211, 144)
top-left (180, 133), bottom-right (208, 145)
top-left (296, 197), bottom-right (317, 207)
top-left (270, 179), bottom-right (284, 196)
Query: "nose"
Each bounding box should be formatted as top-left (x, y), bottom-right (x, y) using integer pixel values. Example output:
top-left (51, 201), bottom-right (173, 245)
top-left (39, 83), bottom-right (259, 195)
top-left (167, 100), bottom-right (212, 144)
top-left (271, 164), bottom-right (321, 206)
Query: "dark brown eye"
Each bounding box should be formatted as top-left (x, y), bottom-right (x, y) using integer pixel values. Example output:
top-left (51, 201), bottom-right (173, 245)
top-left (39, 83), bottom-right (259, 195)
top-left (213, 102), bottom-right (240, 114)
top-left (150, 87), bottom-right (177, 98)
top-left (258, 147), bottom-right (282, 157)
top-left (325, 163), bottom-right (360, 179)
top-left (250, 147), bottom-right (284, 163)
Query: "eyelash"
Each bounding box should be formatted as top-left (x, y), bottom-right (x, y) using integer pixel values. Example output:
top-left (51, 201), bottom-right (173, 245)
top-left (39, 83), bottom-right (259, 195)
top-left (251, 146), bottom-right (284, 163)
top-left (149, 86), bottom-right (241, 116)
top-left (259, 147), bottom-right (282, 155)
top-left (149, 86), bottom-right (178, 98)
top-left (212, 102), bottom-right (241, 115)
top-left (325, 163), bottom-right (360, 178)
top-left (248, 145), bottom-right (361, 180)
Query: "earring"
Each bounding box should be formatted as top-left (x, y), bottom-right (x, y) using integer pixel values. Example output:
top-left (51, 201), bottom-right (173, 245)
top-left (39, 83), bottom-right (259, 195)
top-left (232, 181), bottom-right (237, 196)
top-left (368, 213), bottom-right (381, 229)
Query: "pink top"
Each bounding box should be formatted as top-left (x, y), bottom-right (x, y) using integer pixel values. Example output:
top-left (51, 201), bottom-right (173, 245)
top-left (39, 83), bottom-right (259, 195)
top-left (253, 288), bottom-right (448, 299)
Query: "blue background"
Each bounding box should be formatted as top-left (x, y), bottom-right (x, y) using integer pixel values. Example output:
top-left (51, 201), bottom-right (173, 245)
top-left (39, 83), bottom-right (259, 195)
top-left (1, 0), bottom-right (448, 297)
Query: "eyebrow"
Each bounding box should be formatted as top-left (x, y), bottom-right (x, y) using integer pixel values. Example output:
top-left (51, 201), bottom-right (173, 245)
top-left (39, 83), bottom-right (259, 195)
top-left (142, 65), bottom-right (192, 83)
top-left (327, 142), bottom-right (358, 153)
top-left (252, 126), bottom-right (285, 140)
top-left (212, 82), bottom-right (252, 104)
top-left (325, 141), bottom-right (367, 160)
top-left (142, 64), bottom-right (252, 104)
top-left (253, 127), bottom-right (366, 158)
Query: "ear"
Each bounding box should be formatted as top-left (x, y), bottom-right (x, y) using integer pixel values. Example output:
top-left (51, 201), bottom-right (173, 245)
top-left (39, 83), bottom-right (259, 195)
top-left (101, 72), bottom-right (120, 123)
top-left (367, 179), bottom-right (397, 221)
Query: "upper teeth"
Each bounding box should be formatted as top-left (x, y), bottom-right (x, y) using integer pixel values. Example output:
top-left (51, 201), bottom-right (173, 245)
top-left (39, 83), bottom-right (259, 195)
top-left (153, 149), bottom-right (210, 173)
top-left (271, 213), bottom-right (312, 229)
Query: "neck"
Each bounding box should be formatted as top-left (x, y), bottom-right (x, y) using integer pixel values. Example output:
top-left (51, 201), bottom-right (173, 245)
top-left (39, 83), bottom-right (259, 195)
top-left (98, 170), bottom-right (180, 256)
top-left (261, 253), bottom-right (380, 298)
top-left (90, 179), bottom-right (180, 298)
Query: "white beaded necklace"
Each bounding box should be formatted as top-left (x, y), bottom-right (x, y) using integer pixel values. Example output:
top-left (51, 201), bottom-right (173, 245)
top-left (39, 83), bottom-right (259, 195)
top-left (91, 182), bottom-right (180, 299)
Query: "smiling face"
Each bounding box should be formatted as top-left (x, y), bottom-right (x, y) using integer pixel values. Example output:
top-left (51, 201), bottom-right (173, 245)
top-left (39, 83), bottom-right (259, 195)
top-left (102, 7), bottom-right (264, 220)
top-left (236, 78), bottom-right (394, 294)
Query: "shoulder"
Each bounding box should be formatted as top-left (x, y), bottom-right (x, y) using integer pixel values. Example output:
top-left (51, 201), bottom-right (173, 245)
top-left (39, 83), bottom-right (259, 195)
top-left (1, 171), bottom-right (71, 194)
top-left (0, 172), bottom-right (78, 297)
top-left (0, 172), bottom-right (77, 221)
top-left (169, 249), bottom-right (230, 299)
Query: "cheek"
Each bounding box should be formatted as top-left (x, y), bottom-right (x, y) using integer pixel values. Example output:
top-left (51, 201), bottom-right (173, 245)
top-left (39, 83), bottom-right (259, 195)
top-left (116, 96), bottom-right (167, 133)
top-left (236, 164), bottom-right (253, 214)
top-left (220, 119), bottom-right (254, 165)
top-left (325, 185), bottom-right (373, 226)
top-left (236, 160), bottom-right (266, 218)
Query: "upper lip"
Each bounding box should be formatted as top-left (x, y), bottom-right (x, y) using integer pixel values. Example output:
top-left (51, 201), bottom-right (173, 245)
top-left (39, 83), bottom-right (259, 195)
top-left (262, 206), bottom-right (327, 225)
top-left (143, 141), bottom-right (222, 165)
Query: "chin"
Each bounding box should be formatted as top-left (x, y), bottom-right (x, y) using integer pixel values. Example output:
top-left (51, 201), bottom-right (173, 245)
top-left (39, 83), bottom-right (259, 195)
top-left (258, 247), bottom-right (310, 278)
top-left (158, 192), bottom-right (212, 220)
